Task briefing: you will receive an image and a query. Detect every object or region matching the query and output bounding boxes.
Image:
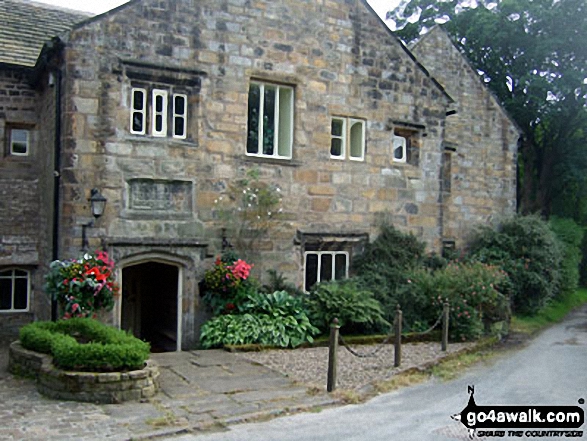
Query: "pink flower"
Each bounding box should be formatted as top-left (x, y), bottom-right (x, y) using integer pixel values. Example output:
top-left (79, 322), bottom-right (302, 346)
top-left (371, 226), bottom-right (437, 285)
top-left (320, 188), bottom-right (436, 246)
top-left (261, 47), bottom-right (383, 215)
top-left (72, 303), bottom-right (80, 313)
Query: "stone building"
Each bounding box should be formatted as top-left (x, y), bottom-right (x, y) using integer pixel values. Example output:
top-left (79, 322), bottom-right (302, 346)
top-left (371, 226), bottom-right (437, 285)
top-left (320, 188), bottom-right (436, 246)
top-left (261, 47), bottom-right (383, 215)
top-left (0, 0), bottom-right (520, 349)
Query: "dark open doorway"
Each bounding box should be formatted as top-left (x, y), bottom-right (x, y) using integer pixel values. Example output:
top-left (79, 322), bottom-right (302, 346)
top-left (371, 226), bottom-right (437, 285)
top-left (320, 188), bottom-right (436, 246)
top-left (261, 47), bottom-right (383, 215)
top-left (121, 261), bottom-right (179, 352)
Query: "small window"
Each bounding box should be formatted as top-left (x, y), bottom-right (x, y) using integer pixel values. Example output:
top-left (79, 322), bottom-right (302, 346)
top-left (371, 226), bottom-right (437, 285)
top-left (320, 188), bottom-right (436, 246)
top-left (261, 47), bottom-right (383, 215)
top-left (393, 128), bottom-right (420, 166)
top-left (330, 118), bottom-right (346, 159)
top-left (331, 117), bottom-right (365, 161)
top-left (130, 87), bottom-right (189, 138)
top-left (304, 251), bottom-right (348, 292)
top-left (442, 151), bottom-right (452, 193)
top-left (173, 94), bottom-right (187, 139)
top-left (130, 88), bottom-right (147, 135)
top-left (0, 269), bottom-right (29, 312)
top-left (152, 89), bottom-right (168, 137)
top-left (393, 135), bottom-right (407, 163)
top-left (247, 81), bottom-right (294, 159)
top-left (9, 129), bottom-right (30, 156)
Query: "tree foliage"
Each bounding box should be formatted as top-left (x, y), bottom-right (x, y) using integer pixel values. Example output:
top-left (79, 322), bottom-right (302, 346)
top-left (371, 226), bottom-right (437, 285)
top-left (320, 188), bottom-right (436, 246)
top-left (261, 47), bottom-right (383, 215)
top-left (391, 0), bottom-right (587, 221)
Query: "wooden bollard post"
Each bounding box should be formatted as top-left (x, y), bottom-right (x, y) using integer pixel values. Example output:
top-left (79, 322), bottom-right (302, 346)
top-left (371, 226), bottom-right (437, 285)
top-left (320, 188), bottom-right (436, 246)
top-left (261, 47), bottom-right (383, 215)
top-left (442, 302), bottom-right (449, 351)
top-left (327, 318), bottom-right (340, 392)
top-left (394, 304), bottom-right (402, 367)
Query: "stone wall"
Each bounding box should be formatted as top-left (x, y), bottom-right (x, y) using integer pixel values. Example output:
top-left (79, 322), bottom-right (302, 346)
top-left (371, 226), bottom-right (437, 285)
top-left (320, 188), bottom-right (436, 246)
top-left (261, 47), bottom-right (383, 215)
top-left (9, 341), bottom-right (160, 404)
top-left (410, 28), bottom-right (519, 248)
top-left (57, 0), bottom-right (451, 331)
top-left (0, 65), bottom-right (52, 331)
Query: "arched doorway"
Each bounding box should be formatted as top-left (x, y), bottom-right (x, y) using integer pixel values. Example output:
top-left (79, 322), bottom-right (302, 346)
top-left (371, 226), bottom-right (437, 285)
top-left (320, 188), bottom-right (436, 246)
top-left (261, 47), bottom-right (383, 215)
top-left (121, 261), bottom-right (180, 352)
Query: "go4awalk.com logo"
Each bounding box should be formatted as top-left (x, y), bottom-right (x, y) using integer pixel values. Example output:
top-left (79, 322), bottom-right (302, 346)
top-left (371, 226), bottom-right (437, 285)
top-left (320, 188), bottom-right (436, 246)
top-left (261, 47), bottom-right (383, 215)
top-left (452, 386), bottom-right (585, 438)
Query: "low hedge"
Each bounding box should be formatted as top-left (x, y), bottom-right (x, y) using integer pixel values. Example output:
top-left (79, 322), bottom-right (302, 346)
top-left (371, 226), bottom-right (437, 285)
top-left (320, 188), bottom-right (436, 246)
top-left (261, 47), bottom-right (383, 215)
top-left (19, 318), bottom-right (150, 372)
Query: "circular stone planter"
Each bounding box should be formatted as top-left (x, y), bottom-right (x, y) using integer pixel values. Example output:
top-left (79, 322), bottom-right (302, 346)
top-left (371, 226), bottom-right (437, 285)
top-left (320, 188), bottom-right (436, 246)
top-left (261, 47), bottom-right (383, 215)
top-left (8, 341), bottom-right (160, 404)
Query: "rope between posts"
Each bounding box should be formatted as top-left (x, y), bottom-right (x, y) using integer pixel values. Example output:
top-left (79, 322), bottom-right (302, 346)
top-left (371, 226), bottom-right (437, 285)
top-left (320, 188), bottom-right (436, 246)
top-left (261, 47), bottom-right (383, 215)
top-left (336, 308), bottom-right (446, 359)
top-left (338, 332), bottom-right (394, 358)
top-left (406, 309), bottom-right (445, 336)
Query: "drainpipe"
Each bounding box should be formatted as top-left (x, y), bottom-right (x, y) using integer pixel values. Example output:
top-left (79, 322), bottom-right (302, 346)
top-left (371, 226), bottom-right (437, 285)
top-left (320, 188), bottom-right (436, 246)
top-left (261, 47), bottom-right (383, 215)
top-left (50, 66), bottom-right (63, 321)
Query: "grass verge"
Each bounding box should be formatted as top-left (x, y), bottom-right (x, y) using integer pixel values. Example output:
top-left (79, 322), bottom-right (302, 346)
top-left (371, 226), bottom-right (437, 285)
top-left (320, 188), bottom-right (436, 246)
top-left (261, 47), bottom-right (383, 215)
top-left (510, 288), bottom-right (587, 335)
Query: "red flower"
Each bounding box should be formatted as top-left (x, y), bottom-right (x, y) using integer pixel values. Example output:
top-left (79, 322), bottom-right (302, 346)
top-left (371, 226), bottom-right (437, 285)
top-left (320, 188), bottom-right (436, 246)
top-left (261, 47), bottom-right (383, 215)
top-left (85, 266), bottom-right (108, 282)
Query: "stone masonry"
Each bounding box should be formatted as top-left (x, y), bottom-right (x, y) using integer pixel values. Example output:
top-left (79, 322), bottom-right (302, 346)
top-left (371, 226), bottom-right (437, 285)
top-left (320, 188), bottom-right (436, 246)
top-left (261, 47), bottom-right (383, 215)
top-left (0, 0), bottom-right (520, 347)
top-left (410, 27), bottom-right (519, 248)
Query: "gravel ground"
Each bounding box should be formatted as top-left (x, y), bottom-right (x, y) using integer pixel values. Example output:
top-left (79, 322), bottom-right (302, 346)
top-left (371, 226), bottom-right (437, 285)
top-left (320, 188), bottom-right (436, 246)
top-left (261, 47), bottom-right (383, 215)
top-left (237, 341), bottom-right (474, 391)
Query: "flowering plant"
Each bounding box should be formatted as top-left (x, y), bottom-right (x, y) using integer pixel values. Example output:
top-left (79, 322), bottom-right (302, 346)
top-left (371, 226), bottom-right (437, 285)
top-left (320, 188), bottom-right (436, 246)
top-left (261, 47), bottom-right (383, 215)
top-left (203, 254), bottom-right (254, 315)
top-left (45, 251), bottom-right (119, 319)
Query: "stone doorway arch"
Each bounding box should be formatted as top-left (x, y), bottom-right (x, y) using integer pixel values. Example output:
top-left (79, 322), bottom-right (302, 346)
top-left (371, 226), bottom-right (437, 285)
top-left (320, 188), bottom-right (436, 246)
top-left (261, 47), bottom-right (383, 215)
top-left (118, 255), bottom-right (185, 352)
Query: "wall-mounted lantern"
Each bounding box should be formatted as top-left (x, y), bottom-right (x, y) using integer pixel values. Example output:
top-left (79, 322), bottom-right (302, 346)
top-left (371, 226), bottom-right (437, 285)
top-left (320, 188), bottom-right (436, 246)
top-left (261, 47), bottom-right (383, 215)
top-left (81, 188), bottom-right (107, 251)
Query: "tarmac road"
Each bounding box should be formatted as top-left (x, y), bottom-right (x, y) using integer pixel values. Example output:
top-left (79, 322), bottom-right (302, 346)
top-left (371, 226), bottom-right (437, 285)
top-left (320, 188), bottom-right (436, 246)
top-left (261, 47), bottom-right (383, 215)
top-left (170, 304), bottom-right (587, 441)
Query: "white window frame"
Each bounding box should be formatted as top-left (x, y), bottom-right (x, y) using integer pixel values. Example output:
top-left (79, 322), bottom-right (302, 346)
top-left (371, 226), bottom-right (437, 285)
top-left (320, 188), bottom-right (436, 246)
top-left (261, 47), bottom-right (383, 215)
top-left (151, 89), bottom-right (168, 137)
top-left (330, 117), bottom-right (365, 161)
top-left (0, 269), bottom-right (30, 312)
top-left (172, 93), bottom-right (188, 139)
top-left (246, 81), bottom-right (294, 160)
top-left (393, 134), bottom-right (407, 163)
top-left (9, 129), bottom-right (30, 156)
top-left (303, 251), bottom-right (349, 292)
top-left (330, 117), bottom-right (346, 160)
top-left (130, 88), bottom-right (147, 135)
top-left (349, 118), bottom-right (365, 161)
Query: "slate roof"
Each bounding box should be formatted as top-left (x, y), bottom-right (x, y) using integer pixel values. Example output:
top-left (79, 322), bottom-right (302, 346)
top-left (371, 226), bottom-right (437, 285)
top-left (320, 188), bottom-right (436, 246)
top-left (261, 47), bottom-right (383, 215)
top-left (0, 0), bottom-right (91, 67)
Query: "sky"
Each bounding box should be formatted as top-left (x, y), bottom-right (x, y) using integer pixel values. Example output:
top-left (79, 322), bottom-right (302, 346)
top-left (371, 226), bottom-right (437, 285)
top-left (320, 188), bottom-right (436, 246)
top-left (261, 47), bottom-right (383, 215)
top-left (31, 0), bottom-right (400, 24)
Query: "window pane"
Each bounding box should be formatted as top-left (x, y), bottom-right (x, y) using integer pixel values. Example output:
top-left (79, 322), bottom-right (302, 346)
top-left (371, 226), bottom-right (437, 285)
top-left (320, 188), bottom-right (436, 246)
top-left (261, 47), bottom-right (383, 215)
top-left (174, 118), bottom-right (185, 137)
top-left (174, 96), bottom-right (185, 115)
top-left (331, 139), bottom-right (342, 157)
top-left (133, 90), bottom-right (144, 110)
top-left (331, 119), bottom-right (343, 137)
top-left (14, 270), bottom-right (27, 277)
top-left (132, 112), bottom-right (144, 132)
top-left (0, 271), bottom-right (9, 277)
top-left (262, 86), bottom-right (276, 155)
top-left (393, 135), bottom-right (406, 161)
top-left (155, 95), bottom-right (163, 112)
top-left (277, 87), bottom-right (293, 157)
top-left (13, 278), bottom-right (27, 310)
top-left (320, 254), bottom-right (333, 282)
top-left (155, 115), bottom-right (163, 132)
top-left (350, 120), bottom-right (364, 159)
top-left (247, 84), bottom-right (261, 154)
top-left (0, 279), bottom-right (11, 310)
top-left (11, 129), bottom-right (29, 155)
top-left (334, 254), bottom-right (347, 280)
top-left (305, 254), bottom-right (318, 291)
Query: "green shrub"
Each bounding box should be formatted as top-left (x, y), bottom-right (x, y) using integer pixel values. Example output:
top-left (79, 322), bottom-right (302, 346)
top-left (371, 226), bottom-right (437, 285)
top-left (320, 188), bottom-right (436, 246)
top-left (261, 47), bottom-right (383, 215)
top-left (304, 280), bottom-right (389, 334)
top-left (19, 318), bottom-right (150, 371)
top-left (468, 215), bottom-right (563, 315)
top-left (200, 290), bottom-right (318, 348)
top-left (261, 269), bottom-right (305, 297)
top-left (405, 262), bottom-right (510, 341)
top-left (549, 216), bottom-right (584, 297)
top-left (352, 224), bottom-right (426, 328)
top-left (352, 224), bottom-right (425, 273)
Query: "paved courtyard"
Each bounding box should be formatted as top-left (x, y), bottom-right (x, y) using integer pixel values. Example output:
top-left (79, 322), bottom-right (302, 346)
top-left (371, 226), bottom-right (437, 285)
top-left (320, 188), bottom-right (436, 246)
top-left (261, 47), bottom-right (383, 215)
top-left (0, 342), bottom-right (336, 440)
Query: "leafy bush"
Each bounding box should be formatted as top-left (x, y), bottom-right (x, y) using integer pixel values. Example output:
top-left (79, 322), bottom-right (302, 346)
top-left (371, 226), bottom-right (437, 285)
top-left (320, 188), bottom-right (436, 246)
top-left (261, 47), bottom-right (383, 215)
top-left (20, 318), bottom-right (150, 371)
top-left (352, 224), bottom-right (426, 328)
top-left (261, 269), bottom-right (305, 297)
top-left (200, 290), bottom-right (318, 348)
top-left (405, 262), bottom-right (510, 341)
top-left (304, 280), bottom-right (389, 334)
top-left (468, 215), bottom-right (563, 315)
top-left (549, 216), bottom-right (584, 297)
top-left (352, 224), bottom-right (425, 273)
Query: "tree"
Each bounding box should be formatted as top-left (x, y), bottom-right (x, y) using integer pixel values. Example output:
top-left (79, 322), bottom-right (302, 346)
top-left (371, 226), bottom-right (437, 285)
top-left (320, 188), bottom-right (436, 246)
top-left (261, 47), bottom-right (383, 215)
top-left (390, 0), bottom-right (587, 221)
